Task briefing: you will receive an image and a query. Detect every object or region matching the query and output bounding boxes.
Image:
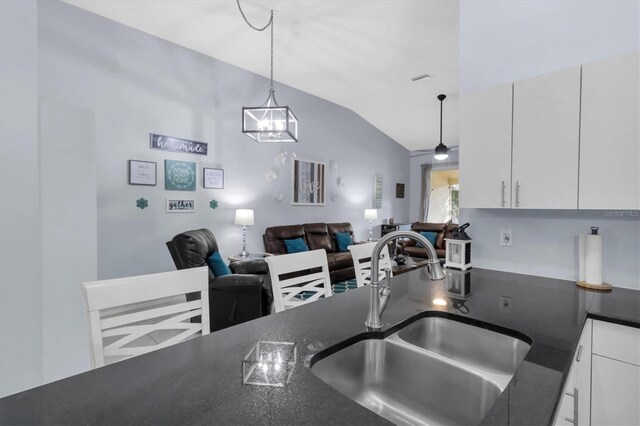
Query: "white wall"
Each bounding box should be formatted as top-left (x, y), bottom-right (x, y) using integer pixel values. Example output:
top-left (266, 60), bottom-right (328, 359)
top-left (460, 0), bottom-right (640, 94)
top-left (459, 0), bottom-right (640, 290)
top-left (0, 0), bottom-right (43, 397)
top-left (40, 101), bottom-right (97, 383)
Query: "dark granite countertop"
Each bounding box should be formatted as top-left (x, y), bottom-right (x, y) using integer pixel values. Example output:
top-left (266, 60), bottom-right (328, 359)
top-left (1, 268), bottom-right (638, 425)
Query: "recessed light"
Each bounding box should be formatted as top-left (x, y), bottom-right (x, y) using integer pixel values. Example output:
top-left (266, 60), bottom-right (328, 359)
top-left (411, 73), bottom-right (433, 82)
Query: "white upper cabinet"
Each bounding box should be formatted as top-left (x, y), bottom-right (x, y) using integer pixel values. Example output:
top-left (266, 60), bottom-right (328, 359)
top-left (460, 83), bottom-right (513, 208)
top-left (579, 51), bottom-right (640, 210)
top-left (512, 66), bottom-right (581, 209)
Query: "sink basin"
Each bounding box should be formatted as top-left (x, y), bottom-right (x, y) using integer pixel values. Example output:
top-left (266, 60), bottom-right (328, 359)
top-left (398, 317), bottom-right (531, 377)
top-left (311, 315), bottom-right (531, 425)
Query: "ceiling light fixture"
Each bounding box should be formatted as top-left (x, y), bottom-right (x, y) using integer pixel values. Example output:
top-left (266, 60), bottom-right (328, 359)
top-left (237, 0), bottom-right (298, 143)
top-left (434, 94), bottom-right (449, 160)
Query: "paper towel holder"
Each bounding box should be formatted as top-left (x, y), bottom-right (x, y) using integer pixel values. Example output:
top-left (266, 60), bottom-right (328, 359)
top-left (577, 226), bottom-right (612, 291)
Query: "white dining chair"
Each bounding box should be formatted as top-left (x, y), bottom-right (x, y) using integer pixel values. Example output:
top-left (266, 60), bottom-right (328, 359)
top-left (348, 242), bottom-right (394, 288)
top-left (265, 249), bottom-right (332, 313)
top-left (82, 266), bottom-right (209, 368)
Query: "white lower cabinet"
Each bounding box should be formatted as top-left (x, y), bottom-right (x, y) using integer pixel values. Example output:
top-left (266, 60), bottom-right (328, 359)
top-left (591, 355), bottom-right (640, 426)
top-left (554, 319), bottom-right (640, 426)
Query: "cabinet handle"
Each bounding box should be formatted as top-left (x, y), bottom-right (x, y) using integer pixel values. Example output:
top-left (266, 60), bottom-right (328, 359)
top-left (563, 417), bottom-right (575, 424)
top-left (501, 181), bottom-right (506, 207)
top-left (515, 181), bottom-right (521, 207)
top-left (576, 345), bottom-right (583, 362)
top-left (573, 387), bottom-right (579, 426)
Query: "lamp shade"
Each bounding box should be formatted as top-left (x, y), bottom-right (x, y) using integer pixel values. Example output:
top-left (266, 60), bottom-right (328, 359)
top-left (364, 209), bottom-right (378, 220)
top-left (234, 209), bottom-right (255, 226)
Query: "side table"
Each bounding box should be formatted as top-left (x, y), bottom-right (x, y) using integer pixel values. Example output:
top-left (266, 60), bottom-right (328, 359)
top-left (228, 252), bottom-right (273, 262)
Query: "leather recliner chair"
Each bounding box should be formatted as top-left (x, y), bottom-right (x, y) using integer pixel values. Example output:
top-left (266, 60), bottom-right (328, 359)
top-left (166, 228), bottom-right (272, 332)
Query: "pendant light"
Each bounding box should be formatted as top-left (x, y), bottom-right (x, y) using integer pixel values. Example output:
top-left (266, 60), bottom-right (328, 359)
top-left (237, 0), bottom-right (298, 143)
top-left (434, 94), bottom-right (449, 160)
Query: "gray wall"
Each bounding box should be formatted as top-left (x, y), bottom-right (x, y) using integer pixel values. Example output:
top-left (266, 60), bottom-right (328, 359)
top-left (458, 0), bottom-right (640, 290)
top-left (0, 0), bottom-right (43, 397)
top-left (38, 0), bottom-right (410, 283)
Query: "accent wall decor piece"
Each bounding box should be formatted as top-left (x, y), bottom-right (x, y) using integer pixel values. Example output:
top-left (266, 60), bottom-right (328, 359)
top-left (396, 183), bottom-right (405, 198)
top-left (265, 168), bottom-right (279, 183)
top-left (128, 160), bottom-right (156, 186)
top-left (166, 198), bottom-right (195, 213)
top-left (150, 133), bottom-right (208, 155)
top-left (203, 167), bottom-right (224, 189)
top-left (292, 159), bottom-right (325, 206)
top-left (238, 2), bottom-right (298, 143)
top-left (209, 199), bottom-right (219, 210)
top-left (136, 197), bottom-right (149, 209)
top-left (374, 175), bottom-right (383, 208)
top-left (165, 160), bottom-right (196, 191)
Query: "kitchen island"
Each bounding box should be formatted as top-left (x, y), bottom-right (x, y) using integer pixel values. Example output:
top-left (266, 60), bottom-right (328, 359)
top-left (1, 268), bottom-right (638, 425)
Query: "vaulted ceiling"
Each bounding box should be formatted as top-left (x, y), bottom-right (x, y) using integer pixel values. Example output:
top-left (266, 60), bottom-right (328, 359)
top-left (62, 0), bottom-right (459, 151)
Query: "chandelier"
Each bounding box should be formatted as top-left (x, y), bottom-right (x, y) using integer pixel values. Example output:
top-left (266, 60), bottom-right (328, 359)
top-left (237, 0), bottom-right (298, 143)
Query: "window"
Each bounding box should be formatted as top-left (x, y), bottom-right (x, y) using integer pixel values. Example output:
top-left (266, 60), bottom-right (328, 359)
top-left (426, 169), bottom-right (459, 224)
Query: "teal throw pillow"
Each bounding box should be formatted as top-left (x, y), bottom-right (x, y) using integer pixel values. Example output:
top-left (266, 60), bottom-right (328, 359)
top-left (284, 238), bottom-right (309, 253)
top-left (417, 231), bottom-right (438, 248)
top-left (335, 232), bottom-right (352, 252)
top-left (206, 252), bottom-right (232, 277)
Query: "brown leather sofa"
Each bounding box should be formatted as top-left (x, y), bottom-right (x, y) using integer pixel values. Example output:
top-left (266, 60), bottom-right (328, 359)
top-left (263, 223), bottom-right (355, 283)
top-left (401, 222), bottom-right (458, 259)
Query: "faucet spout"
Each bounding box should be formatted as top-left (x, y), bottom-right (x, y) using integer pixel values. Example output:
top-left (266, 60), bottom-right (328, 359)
top-left (365, 230), bottom-right (445, 329)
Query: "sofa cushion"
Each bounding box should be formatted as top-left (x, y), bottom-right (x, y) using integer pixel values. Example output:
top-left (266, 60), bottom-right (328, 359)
top-left (417, 231), bottom-right (438, 248)
top-left (303, 223), bottom-right (333, 252)
top-left (206, 252), bottom-right (232, 277)
top-left (327, 252), bottom-right (354, 271)
top-left (263, 225), bottom-right (307, 255)
top-left (284, 238), bottom-right (309, 254)
top-left (327, 223), bottom-right (355, 252)
top-left (335, 232), bottom-right (353, 252)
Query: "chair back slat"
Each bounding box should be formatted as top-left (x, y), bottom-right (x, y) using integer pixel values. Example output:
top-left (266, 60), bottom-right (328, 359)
top-left (82, 266), bottom-right (209, 368)
top-left (265, 250), bottom-right (332, 313)
top-left (348, 242), bottom-right (393, 288)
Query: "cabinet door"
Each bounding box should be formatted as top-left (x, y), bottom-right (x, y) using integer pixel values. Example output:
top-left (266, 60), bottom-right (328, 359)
top-left (591, 355), bottom-right (640, 425)
top-left (580, 51), bottom-right (640, 209)
top-left (512, 66), bottom-right (581, 209)
top-left (459, 83), bottom-right (513, 208)
top-left (574, 319), bottom-right (591, 425)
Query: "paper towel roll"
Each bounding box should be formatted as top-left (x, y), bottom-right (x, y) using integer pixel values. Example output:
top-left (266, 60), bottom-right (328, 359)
top-left (585, 234), bottom-right (603, 285)
top-left (578, 234), bottom-right (586, 282)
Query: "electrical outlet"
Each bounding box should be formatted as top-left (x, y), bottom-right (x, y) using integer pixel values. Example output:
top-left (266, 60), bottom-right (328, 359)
top-left (499, 296), bottom-right (512, 313)
top-left (500, 229), bottom-right (512, 247)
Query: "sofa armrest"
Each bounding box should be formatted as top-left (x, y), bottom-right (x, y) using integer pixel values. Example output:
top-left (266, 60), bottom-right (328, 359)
top-left (229, 259), bottom-right (269, 275)
top-left (212, 274), bottom-right (264, 291)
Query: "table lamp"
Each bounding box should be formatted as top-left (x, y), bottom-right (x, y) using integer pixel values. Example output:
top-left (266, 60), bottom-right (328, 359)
top-left (234, 209), bottom-right (254, 258)
top-left (364, 209), bottom-right (378, 241)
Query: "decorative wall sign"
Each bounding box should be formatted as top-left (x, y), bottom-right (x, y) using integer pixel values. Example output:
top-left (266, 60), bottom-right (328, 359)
top-left (166, 198), bottom-right (195, 213)
top-left (396, 183), bottom-right (405, 198)
top-left (203, 168), bottom-right (224, 189)
top-left (165, 160), bottom-right (196, 191)
top-left (374, 175), bottom-right (383, 209)
top-left (150, 133), bottom-right (208, 156)
top-left (292, 159), bottom-right (325, 206)
top-left (128, 160), bottom-right (157, 186)
top-left (136, 197), bottom-right (149, 209)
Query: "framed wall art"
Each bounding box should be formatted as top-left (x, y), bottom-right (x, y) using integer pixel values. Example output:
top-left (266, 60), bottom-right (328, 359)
top-left (150, 133), bottom-right (208, 155)
top-left (373, 175), bottom-right (383, 208)
top-left (128, 160), bottom-right (156, 186)
top-left (165, 159), bottom-right (196, 191)
top-left (292, 159), bottom-right (325, 206)
top-left (203, 167), bottom-right (224, 189)
top-left (396, 183), bottom-right (405, 198)
top-left (166, 198), bottom-right (195, 213)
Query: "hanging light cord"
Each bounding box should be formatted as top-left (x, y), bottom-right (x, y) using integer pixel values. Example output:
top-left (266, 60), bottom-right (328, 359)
top-left (236, 0), bottom-right (275, 92)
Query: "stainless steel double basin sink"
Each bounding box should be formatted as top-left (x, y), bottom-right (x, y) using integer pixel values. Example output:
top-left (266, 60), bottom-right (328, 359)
top-left (311, 314), bottom-right (531, 425)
